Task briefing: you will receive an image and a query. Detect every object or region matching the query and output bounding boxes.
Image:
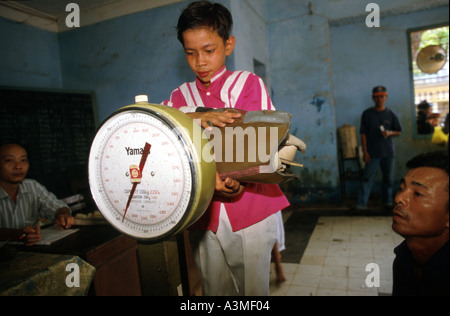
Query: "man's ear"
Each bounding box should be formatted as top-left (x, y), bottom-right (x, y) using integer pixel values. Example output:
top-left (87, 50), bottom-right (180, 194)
top-left (225, 36), bottom-right (236, 56)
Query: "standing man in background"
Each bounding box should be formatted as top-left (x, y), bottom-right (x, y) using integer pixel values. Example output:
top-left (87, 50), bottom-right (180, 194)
top-left (356, 86), bottom-right (402, 211)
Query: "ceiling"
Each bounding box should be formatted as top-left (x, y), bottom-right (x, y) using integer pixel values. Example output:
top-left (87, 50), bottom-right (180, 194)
top-left (2, 0), bottom-right (449, 32)
top-left (0, 0), bottom-right (184, 32)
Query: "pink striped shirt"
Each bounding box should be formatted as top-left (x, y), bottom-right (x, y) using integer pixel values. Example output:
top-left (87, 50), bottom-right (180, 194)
top-left (163, 67), bottom-right (290, 232)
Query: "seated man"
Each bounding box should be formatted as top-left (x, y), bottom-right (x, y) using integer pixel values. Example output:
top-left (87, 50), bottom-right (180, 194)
top-left (0, 144), bottom-right (75, 246)
top-left (392, 151), bottom-right (449, 296)
top-left (416, 100), bottom-right (439, 135)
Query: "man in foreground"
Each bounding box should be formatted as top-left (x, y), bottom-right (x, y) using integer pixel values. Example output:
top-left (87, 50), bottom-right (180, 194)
top-left (392, 151), bottom-right (449, 296)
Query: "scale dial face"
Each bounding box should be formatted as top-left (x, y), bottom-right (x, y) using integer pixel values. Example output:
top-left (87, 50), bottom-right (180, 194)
top-left (89, 107), bottom-right (198, 241)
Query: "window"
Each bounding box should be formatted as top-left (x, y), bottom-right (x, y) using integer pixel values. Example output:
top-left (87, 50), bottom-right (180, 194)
top-left (409, 25), bottom-right (449, 136)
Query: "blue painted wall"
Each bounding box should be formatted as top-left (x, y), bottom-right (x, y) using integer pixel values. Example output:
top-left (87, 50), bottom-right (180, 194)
top-left (230, 0), bottom-right (270, 82)
top-left (58, 2), bottom-right (194, 121)
top-left (0, 17), bottom-right (62, 88)
top-left (266, 4), bottom-right (339, 203)
top-left (0, 0), bottom-right (448, 205)
top-left (265, 0), bottom-right (448, 203)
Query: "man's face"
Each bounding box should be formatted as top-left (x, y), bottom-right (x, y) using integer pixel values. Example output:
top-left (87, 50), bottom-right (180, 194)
top-left (0, 145), bottom-right (29, 185)
top-left (372, 94), bottom-right (387, 108)
top-left (182, 27), bottom-right (235, 88)
top-left (393, 167), bottom-right (449, 239)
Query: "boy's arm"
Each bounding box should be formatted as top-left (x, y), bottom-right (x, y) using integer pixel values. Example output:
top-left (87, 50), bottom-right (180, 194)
top-left (214, 173), bottom-right (245, 199)
top-left (163, 88), bottom-right (241, 129)
top-left (186, 110), bottom-right (241, 129)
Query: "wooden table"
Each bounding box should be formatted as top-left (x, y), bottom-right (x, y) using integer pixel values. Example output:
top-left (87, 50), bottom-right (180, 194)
top-left (0, 251), bottom-right (95, 296)
top-left (15, 225), bottom-right (142, 296)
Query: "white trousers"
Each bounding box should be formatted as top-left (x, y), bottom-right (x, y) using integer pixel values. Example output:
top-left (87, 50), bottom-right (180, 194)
top-left (189, 204), bottom-right (277, 296)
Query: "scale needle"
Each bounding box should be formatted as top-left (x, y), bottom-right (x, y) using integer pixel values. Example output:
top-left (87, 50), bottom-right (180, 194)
top-left (123, 142), bottom-right (151, 222)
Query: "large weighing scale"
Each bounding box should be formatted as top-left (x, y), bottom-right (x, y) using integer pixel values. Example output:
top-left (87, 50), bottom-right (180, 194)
top-left (88, 96), bottom-right (216, 243)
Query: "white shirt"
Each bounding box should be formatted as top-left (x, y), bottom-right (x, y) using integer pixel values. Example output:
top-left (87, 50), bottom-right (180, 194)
top-left (0, 179), bottom-right (68, 229)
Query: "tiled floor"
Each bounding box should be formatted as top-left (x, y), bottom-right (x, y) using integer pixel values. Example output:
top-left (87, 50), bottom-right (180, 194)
top-left (270, 215), bottom-right (403, 296)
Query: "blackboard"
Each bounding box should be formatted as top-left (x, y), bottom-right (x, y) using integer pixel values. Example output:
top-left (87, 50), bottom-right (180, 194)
top-left (0, 87), bottom-right (97, 204)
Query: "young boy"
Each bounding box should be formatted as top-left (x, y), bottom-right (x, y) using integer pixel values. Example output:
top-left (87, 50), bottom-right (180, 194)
top-left (163, 1), bottom-right (290, 296)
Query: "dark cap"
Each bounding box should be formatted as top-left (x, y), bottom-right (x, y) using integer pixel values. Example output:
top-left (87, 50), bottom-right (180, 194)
top-left (418, 100), bottom-right (432, 110)
top-left (372, 86), bottom-right (387, 96)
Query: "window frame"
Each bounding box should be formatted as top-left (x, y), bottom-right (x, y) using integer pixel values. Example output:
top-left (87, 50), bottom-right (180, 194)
top-left (407, 23), bottom-right (449, 140)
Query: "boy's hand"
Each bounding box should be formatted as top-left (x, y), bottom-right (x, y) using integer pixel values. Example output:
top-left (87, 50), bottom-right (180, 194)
top-left (188, 110), bottom-right (241, 130)
top-left (214, 172), bottom-right (245, 199)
